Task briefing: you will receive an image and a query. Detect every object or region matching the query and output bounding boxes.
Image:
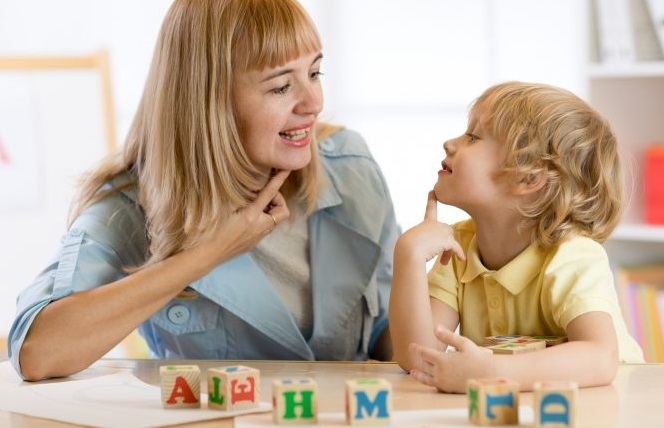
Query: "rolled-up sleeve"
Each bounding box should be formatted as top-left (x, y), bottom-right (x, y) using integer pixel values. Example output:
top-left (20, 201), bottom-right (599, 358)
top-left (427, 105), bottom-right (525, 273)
top-left (8, 188), bottom-right (146, 377)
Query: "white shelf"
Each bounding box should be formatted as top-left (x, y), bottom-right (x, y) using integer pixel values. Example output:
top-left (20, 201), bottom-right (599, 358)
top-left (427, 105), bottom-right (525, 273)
top-left (610, 224), bottom-right (664, 242)
top-left (589, 61), bottom-right (664, 78)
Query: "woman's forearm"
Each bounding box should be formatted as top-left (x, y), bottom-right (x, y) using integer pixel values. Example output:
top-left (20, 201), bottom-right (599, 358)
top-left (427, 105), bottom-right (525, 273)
top-left (19, 244), bottom-right (219, 381)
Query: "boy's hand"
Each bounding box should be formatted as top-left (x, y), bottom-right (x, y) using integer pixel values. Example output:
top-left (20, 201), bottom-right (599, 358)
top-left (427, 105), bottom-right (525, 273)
top-left (408, 326), bottom-right (493, 393)
top-left (396, 191), bottom-right (465, 265)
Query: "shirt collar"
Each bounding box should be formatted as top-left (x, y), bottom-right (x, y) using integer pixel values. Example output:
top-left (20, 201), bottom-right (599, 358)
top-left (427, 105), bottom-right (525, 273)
top-left (459, 236), bottom-right (546, 295)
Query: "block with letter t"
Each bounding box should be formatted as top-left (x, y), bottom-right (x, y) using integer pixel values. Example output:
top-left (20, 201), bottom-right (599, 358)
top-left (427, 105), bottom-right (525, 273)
top-left (534, 381), bottom-right (578, 428)
top-left (345, 378), bottom-right (392, 425)
top-left (159, 364), bottom-right (201, 408)
top-left (467, 378), bottom-right (519, 425)
top-left (272, 377), bottom-right (318, 425)
top-left (207, 365), bottom-right (260, 411)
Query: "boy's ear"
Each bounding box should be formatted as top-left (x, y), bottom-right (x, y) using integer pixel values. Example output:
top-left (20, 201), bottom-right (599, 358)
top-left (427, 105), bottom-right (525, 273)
top-left (513, 169), bottom-right (546, 195)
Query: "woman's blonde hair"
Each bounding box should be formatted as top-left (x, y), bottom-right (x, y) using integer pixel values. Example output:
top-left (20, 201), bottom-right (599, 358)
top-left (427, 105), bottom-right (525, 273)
top-left (470, 81), bottom-right (623, 248)
top-left (69, 0), bottom-right (326, 267)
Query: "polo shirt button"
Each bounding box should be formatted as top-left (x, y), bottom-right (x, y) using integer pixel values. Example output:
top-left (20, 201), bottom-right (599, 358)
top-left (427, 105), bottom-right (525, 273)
top-left (494, 322), bottom-right (505, 333)
top-left (167, 304), bottom-right (190, 325)
top-left (489, 298), bottom-right (500, 309)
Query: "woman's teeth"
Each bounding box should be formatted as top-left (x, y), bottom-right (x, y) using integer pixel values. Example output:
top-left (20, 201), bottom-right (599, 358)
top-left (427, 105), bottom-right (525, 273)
top-left (280, 129), bottom-right (308, 141)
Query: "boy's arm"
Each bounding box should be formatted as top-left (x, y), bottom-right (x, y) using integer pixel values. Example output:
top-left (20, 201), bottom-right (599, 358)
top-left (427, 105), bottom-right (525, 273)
top-left (389, 192), bottom-right (464, 371)
top-left (496, 311), bottom-right (618, 389)
top-left (409, 311), bottom-right (618, 392)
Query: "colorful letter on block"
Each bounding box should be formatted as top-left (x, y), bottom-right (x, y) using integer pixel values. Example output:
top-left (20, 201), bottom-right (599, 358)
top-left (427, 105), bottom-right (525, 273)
top-left (160, 365), bottom-right (201, 408)
top-left (534, 381), bottom-right (578, 428)
top-left (208, 365), bottom-right (260, 411)
top-left (345, 378), bottom-right (392, 425)
top-left (272, 378), bottom-right (318, 425)
top-left (467, 378), bottom-right (519, 425)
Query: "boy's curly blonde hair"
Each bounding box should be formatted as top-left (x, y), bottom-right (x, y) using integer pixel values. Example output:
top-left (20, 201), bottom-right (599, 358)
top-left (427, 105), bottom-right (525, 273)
top-left (471, 81), bottom-right (623, 248)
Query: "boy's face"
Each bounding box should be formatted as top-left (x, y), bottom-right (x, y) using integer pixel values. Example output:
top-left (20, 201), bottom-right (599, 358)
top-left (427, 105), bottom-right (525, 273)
top-left (433, 121), bottom-right (512, 217)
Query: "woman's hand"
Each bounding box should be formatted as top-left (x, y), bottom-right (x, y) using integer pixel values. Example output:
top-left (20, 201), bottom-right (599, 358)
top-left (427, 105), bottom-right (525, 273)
top-left (408, 326), bottom-right (494, 393)
top-left (202, 170), bottom-right (291, 264)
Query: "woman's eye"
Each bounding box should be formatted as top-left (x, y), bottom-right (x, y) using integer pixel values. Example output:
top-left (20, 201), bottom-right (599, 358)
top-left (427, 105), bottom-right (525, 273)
top-left (271, 84), bottom-right (291, 95)
top-left (466, 133), bottom-right (477, 142)
top-left (310, 71), bottom-right (324, 80)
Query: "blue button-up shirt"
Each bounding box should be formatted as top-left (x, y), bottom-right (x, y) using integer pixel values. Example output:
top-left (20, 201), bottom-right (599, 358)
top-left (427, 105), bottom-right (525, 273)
top-left (9, 129), bottom-right (400, 376)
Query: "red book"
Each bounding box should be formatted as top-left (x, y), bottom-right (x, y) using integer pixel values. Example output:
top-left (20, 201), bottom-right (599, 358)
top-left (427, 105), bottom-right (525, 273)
top-left (645, 145), bottom-right (664, 225)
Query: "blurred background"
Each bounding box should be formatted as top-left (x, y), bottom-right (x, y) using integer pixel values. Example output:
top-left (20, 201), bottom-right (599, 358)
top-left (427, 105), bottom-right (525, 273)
top-left (2, 0), bottom-right (663, 360)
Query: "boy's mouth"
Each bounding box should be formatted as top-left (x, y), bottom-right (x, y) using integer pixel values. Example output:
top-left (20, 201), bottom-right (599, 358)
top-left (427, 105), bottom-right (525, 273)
top-left (442, 161), bottom-right (452, 173)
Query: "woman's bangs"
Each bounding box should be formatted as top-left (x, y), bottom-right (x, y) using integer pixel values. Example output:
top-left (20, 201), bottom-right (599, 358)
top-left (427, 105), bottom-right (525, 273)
top-left (235, 1), bottom-right (321, 71)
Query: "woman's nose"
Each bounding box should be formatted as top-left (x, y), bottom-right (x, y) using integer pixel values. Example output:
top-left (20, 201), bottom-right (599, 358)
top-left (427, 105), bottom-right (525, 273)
top-left (295, 82), bottom-right (323, 116)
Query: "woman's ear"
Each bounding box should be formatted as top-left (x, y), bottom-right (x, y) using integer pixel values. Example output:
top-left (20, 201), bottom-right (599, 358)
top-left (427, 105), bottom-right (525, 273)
top-left (513, 168), bottom-right (546, 195)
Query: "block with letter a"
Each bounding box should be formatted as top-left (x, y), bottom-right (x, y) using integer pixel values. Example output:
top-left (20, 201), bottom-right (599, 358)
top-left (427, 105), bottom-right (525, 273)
top-left (272, 377), bottom-right (318, 425)
top-left (208, 365), bottom-right (260, 411)
top-left (159, 365), bottom-right (201, 408)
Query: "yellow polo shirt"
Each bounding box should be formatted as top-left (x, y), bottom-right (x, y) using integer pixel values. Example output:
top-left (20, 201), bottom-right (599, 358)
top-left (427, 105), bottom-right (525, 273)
top-left (428, 219), bottom-right (644, 363)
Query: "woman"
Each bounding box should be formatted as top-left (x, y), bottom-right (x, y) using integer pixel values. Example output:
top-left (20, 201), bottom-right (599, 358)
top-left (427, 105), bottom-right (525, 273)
top-left (9, 0), bottom-right (399, 381)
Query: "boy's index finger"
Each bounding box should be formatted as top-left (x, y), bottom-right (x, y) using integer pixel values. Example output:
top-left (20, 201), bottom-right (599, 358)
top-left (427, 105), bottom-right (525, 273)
top-left (424, 190), bottom-right (438, 222)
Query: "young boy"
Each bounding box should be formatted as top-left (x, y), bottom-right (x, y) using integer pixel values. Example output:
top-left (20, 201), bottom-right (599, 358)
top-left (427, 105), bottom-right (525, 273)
top-left (389, 81), bottom-right (643, 393)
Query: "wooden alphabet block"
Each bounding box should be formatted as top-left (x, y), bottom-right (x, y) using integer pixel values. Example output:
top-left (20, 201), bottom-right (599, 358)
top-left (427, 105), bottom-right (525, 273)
top-left (160, 365), bottom-right (201, 408)
top-left (531, 336), bottom-right (568, 346)
top-left (467, 378), bottom-right (519, 425)
top-left (208, 365), bottom-right (260, 411)
top-left (484, 335), bottom-right (567, 349)
top-left (534, 381), bottom-right (578, 428)
top-left (483, 335), bottom-right (524, 346)
top-left (488, 340), bottom-right (546, 354)
top-left (345, 378), bottom-right (392, 425)
top-left (272, 378), bottom-right (318, 425)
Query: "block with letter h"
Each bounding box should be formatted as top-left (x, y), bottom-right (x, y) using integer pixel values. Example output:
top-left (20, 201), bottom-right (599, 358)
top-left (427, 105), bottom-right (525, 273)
top-left (207, 365), bottom-right (260, 411)
top-left (534, 381), bottom-right (578, 428)
top-left (160, 365), bottom-right (201, 408)
top-left (272, 377), bottom-right (318, 425)
top-left (467, 378), bottom-right (519, 425)
top-left (345, 378), bottom-right (392, 425)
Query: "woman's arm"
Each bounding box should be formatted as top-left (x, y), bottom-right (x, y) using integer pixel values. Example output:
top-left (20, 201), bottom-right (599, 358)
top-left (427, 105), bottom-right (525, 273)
top-left (19, 171), bottom-right (291, 381)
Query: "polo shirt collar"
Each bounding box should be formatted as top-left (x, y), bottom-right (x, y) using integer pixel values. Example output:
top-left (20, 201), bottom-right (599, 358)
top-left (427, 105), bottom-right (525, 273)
top-left (459, 236), bottom-right (546, 295)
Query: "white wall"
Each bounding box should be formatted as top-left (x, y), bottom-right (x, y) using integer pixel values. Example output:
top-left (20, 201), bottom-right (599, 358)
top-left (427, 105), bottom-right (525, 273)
top-left (0, 0), bottom-right (587, 338)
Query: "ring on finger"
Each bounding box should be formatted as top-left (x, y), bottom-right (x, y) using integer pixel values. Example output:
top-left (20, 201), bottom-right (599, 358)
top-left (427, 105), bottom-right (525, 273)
top-left (269, 213), bottom-right (278, 226)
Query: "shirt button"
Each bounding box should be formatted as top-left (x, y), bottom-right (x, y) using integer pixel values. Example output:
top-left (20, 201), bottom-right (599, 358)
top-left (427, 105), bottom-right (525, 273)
top-left (167, 304), bottom-right (190, 325)
top-left (494, 322), bottom-right (505, 333)
top-left (489, 298), bottom-right (500, 309)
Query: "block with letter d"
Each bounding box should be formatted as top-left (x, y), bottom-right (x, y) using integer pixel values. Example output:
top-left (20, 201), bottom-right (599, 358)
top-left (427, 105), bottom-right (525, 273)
top-left (345, 378), bottom-right (392, 425)
top-left (272, 378), bottom-right (318, 425)
top-left (159, 365), bottom-right (201, 408)
top-left (534, 381), bottom-right (578, 428)
top-left (467, 378), bottom-right (519, 425)
top-left (207, 365), bottom-right (260, 411)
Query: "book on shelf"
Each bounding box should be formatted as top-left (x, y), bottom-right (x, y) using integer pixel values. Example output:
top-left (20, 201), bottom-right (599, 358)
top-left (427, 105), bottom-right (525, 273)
top-left (616, 264), bottom-right (664, 362)
top-left (645, 0), bottom-right (664, 57)
top-left (593, 0), bottom-right (664, 63)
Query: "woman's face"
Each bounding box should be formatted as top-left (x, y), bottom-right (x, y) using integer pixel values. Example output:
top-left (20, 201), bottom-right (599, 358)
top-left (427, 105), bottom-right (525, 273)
top-left (232, 51), bottom-right (324, 171)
